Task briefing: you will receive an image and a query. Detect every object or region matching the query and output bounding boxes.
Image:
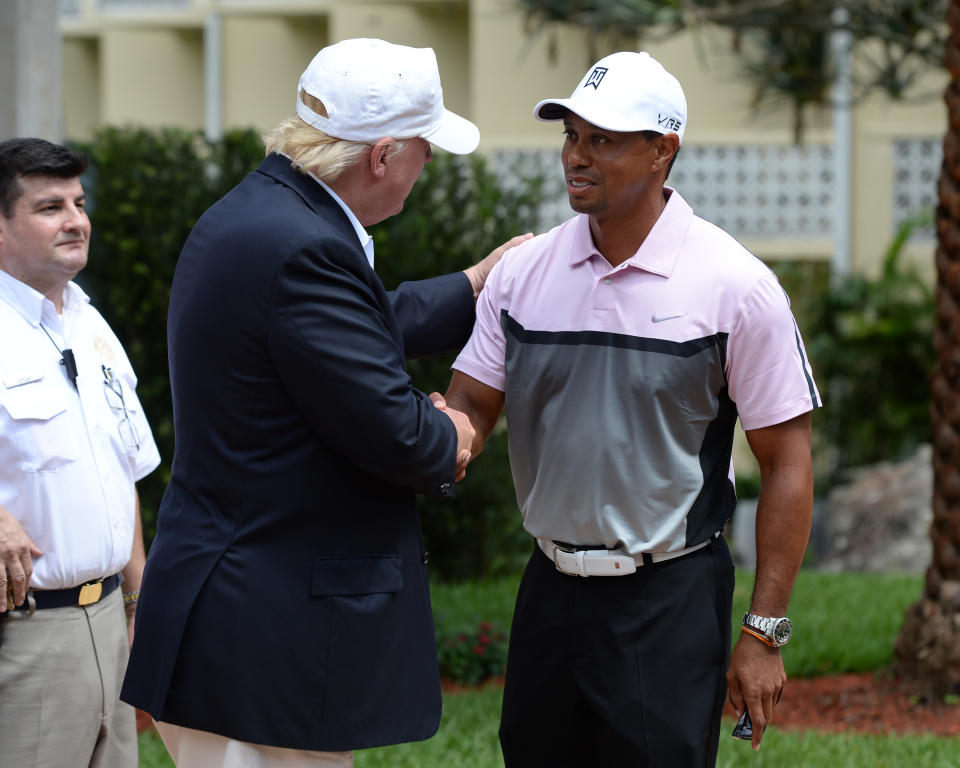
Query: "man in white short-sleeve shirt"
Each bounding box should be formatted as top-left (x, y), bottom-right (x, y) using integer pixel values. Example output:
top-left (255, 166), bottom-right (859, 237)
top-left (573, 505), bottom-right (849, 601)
top-left (444, 52), bottom-right (820, 766)
top-left (0, 138), bottom-right (160, 768)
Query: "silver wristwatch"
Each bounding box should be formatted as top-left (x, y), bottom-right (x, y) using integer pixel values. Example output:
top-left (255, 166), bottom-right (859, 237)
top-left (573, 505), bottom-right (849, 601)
top-left (742, 612), bottom-right (793, 647)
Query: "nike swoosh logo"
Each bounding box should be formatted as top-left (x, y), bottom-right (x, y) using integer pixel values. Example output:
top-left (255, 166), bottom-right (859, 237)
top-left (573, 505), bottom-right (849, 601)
top-left (651, 312), bottom-right (685, 323)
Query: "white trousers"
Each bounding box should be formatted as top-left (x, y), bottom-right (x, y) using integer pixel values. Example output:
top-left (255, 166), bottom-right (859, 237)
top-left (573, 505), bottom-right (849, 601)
top-left (156, 722), bottom-right (354, 768)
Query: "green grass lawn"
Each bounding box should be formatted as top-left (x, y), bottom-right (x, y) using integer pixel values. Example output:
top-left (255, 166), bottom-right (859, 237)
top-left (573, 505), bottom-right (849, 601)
top-left (139, 568), bottom-right (960, 767)
top-left (139, 689), bottom-right (960, 768)
top-left (431, 567), bottom-right (925, 679)
top-left (733, 569), bottom-right (923, 678)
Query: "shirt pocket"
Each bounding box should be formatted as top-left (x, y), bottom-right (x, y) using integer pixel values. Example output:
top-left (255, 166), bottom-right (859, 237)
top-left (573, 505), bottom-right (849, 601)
top-left (0, 381), bottom-right (78, 472)
top-left (102, 383), bottom-right (143, 458)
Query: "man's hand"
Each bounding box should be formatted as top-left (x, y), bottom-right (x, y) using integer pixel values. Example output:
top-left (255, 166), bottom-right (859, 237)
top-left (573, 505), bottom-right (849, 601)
top-left (726, 632), bottom-right (786, 750)
top-left (463, 233), bottom-right (533, 299)
top-left (431, 392), bottom-right (474, 481)
top-left (0, 505), bottom-right (43, 612)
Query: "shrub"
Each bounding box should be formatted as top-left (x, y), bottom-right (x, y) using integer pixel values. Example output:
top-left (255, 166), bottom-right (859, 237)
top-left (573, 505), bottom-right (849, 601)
top-left (72, 127), bottom-right (266, 543)
top-left (794, 216), bottom-right (935, 480)
top-left (372, 153), bottom-right (546, 580)
top-left (71, 128), bottom-right (544, 573)
top-left (436, 621), bottom-right (509, 685)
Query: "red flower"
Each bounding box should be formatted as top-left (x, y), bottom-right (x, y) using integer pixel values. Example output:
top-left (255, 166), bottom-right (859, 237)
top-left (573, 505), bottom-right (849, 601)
top-left (472, 644), bottom-right (487, 656)
top-left (478, 634), bottom-right (492, 645)
top-left (479, 621), bottom-right (493, 631)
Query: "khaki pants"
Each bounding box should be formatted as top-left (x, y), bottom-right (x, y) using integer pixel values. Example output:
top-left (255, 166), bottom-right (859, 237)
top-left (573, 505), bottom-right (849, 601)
top-left (0, 589), bottom-right (137, 768)
top-left (156, 722), bottom-right (354, 768)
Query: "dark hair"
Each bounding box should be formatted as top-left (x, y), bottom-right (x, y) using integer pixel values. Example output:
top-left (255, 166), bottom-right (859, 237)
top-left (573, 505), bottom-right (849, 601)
top-left (0, 138), bottom-right (88, 218)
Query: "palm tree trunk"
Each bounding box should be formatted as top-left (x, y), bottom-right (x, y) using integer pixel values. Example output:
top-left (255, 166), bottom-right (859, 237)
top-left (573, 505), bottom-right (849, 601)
top-left (894, 0), bottom-right (960, 700)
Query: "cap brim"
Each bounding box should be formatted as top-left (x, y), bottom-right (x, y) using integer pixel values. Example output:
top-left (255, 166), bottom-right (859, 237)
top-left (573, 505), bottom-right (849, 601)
top-left (422, 109), bottom-right (480, 154)
top-left (533, 98), bottom-right (660, 134)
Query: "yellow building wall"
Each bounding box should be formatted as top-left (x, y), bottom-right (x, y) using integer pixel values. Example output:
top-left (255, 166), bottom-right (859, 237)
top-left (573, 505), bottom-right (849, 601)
top-left (100, 27), bottom-right (204, 129)
top-left (59, 1), bottom-right (948, 279)
top-left (852, 56), bottom-right (945, 280)
top-left (222, 15), bottom-right (328, 131)
top-left (328, 2), bottom-right (470, 121)
top-left (643, 32), bottom-right (834, 144)
top-left (63, 36), bottom-right (101, 141)
top-left (469, 0), bottom-right (622, 149)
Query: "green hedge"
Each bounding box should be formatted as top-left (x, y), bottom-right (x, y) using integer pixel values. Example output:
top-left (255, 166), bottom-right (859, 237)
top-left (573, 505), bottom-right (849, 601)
top-left (74, 127), bottom-right (265, 547)
top-left (775, 216), bottom-right (935, 484)
top-left (371, 152), bottom-right (545, 580)
top-left (73, 126), bottom-right (543, 579)
top-left (73, 126), bottom-right (933, 578)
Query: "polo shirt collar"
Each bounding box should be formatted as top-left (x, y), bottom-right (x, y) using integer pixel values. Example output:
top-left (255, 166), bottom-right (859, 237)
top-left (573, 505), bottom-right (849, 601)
top-left (0, 269), bottom-right (90, 327)
top-left (567, 187), bottom-right (693, 278)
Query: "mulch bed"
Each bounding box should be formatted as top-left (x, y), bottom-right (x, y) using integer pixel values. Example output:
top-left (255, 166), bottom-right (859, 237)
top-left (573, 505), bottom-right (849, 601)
top-left (138, 672), bottom-right (960, 737)
top-left (756, 672), bottom-right (960, 737)
top-left (444, 673), bottom-right (960, 737)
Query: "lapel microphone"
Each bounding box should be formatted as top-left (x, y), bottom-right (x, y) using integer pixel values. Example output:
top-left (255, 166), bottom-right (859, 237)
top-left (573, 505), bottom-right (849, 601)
top-left (39, 323), bottom-right (79, 391)
top-left (60, 348), bottom-right (79, 390)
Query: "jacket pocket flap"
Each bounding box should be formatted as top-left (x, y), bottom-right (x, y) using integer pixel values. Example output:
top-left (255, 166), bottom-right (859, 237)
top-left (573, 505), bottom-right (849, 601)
top-left (311, 555), bottom-right (403, 597)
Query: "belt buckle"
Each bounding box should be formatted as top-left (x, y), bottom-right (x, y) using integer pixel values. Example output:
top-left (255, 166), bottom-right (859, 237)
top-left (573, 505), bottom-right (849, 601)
top-left (552, 542), bottom-right (581, 573)
top-left (78, 580), bottom-right (104, 606)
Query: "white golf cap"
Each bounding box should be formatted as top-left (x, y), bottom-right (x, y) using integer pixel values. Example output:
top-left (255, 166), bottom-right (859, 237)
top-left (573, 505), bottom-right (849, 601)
top-left (534, 51), bottom-right (687, 143)
top-left (296, 38), bottom-right (480, 155)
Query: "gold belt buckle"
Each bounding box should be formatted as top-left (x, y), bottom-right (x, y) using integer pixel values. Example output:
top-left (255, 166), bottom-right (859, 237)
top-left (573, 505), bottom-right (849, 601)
top-left (78, 580), bottom-right (104, 606)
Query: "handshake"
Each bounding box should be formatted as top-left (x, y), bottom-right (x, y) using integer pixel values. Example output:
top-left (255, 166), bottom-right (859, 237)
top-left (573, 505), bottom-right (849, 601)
top-left (429, 392), bottom-right (476, 482)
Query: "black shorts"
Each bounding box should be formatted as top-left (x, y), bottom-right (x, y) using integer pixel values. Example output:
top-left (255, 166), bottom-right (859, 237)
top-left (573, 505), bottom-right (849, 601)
top-left (499, 536), bottom-right (734, 767)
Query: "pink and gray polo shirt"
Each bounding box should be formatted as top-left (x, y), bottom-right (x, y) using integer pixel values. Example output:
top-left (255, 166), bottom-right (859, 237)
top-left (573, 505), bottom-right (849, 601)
top-left (452, 189), bottom-right (821, 556)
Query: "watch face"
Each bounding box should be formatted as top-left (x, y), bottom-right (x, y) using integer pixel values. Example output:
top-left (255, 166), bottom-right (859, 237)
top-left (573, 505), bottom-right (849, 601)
top-left (773, 618), bottom-right (793, 645)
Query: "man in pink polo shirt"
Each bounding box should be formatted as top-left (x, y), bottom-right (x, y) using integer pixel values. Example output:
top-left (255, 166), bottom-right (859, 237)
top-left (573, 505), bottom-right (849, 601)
top-left (443, 52), bottom-right (820, 765)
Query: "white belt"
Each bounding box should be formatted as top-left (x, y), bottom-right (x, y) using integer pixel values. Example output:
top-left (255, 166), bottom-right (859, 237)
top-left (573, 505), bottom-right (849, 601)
top-left (537, 534), bottom-right (718, 577)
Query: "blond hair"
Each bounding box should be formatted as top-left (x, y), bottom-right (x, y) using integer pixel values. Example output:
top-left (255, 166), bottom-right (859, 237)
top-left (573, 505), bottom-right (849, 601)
top-left (263, 91), bottom-right (408, 183)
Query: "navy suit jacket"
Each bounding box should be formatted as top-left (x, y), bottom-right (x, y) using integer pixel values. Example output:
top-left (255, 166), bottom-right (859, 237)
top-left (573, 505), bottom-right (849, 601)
top-left (121, 154), bottom-right (476, 751)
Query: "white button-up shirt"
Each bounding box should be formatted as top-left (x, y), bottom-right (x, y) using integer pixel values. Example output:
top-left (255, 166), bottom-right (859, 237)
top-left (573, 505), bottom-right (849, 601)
top-left (0, 270), bottom-right (160, 589)
top-left (313, 175), bottom-right (375, 268)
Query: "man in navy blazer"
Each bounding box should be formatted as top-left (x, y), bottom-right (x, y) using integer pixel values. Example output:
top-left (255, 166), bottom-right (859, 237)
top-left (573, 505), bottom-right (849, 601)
top-left (121, 38), bottom-right (528, 766)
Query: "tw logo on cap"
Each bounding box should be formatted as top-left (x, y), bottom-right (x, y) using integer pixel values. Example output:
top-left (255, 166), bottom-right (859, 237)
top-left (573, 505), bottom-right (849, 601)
top-left (583, 67), bottom-right (608, 90)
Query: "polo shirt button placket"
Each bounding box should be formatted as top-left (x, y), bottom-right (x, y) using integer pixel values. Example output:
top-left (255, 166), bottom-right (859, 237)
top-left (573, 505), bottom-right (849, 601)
top-left (595, 274), bottom-right (615, 310)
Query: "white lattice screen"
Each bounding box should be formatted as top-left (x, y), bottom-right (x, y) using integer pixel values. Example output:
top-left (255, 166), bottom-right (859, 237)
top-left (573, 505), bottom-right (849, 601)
top-left (494, 144), bottom-right (837, 239)
top-left (893, 138), bottom-right (940, 240)
top-left (496, 140), bottom-right (940, 243)
top-left (671, 145), bottom-right (835, 238)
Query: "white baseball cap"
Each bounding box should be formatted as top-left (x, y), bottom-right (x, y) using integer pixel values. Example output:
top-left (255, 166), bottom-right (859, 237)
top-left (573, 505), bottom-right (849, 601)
top-left (296, 38), bottom-right (480, 155)
top-left (534, 51), bottom-right (687, 143)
